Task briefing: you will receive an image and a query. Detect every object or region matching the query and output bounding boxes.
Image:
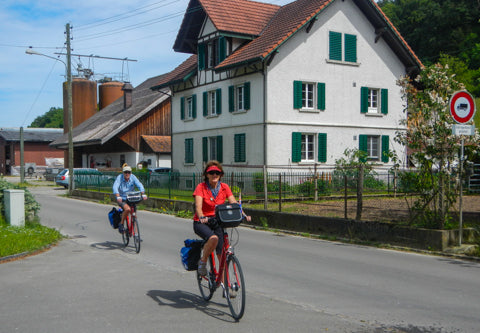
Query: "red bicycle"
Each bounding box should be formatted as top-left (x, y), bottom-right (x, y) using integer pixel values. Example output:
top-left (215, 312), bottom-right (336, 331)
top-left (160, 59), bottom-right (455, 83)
top-left (197, 217), bottom-right (246, 321)
top-left (121, 191), bottom-right (142, 253)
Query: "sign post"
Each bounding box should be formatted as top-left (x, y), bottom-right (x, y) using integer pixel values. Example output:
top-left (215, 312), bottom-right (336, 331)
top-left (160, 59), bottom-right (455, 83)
top-left (449, 90), bottom-right (476, 246)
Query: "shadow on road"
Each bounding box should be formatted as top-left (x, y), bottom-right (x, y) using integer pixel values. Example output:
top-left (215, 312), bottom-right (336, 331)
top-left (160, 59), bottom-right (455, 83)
top-left (147, 289), bottom-right (234, 322)
top-left (90, 241), bottom-right (127, 251)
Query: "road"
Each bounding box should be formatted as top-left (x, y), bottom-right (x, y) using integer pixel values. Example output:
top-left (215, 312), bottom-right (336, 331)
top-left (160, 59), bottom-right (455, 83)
top-left (0, 185), bottom-right (479, 332)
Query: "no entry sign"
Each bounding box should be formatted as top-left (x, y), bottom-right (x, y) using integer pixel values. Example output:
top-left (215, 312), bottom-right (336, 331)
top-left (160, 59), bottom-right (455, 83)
top-left (449, 90), bottom-right (476, 124)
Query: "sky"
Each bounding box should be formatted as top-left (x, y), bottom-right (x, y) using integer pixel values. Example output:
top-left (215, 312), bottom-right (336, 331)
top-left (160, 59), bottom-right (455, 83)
top-left (0, 0), bottom-right (292, 128)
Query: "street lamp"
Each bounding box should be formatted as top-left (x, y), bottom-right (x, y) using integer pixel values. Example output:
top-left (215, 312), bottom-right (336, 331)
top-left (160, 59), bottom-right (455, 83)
top-left (25, 46), bottom-right (74, 195)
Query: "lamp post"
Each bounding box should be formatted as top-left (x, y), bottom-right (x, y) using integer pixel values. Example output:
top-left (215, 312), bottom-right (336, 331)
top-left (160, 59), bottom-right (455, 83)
top-left (26, 39), bottom-right (74, 195)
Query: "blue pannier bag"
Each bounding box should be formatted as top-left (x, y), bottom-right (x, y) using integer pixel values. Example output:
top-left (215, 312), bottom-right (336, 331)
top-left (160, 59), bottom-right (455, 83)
top-left (180, 239), bottom-right (203, 271)
top-left (108, 207), bottom-right (122, 229)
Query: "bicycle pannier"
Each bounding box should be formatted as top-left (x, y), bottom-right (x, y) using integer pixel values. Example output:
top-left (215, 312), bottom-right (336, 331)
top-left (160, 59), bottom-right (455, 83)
top-left (180, 239), bottom-right (203, 271)
top-left (215, 203), bottom-right (243, 228)
top-left (108, 207), bottom-right (122, 229)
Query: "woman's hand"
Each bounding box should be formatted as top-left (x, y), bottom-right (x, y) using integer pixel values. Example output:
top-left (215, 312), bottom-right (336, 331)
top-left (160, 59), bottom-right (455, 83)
top-left (244, 215), bottom-right (251, 222)
top-left (199, 216), bottom-right (208, 224)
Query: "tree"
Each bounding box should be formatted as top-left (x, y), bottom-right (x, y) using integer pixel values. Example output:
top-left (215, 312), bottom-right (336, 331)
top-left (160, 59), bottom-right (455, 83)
top-left (395, 64), bottom-right (480, 229)
top-left (378, 0), bottom-right (480, 96)
top-left (29, 107), bottom-right (63, 128)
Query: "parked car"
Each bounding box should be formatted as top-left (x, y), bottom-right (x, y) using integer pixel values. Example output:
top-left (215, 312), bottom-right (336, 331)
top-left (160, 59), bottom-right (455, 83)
top-left (147, 167), bottom-right (180, 188)
top-left (147, 167), bottom-right (171, 174)
top-left (55, 168), bottom-right (115, 189)
top-left (45, 168), bottom-right (62, 181)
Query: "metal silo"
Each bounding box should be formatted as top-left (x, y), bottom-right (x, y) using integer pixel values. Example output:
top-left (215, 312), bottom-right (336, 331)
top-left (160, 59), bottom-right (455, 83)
top-left (98, 81), bottom-right (124, 110)
top-left (63, 78), bottom-right (97, 131)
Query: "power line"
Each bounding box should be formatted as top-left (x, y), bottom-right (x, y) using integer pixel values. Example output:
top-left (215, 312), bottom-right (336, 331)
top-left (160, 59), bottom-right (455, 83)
top-left (75, 0), bottom-right (181, 31)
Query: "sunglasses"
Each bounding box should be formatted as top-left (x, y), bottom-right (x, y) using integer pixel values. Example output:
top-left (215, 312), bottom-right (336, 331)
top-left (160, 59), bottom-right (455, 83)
top-left (123, 171), bottom-right (131, 174)
top-left (207, 171), bottom-right (222, 175)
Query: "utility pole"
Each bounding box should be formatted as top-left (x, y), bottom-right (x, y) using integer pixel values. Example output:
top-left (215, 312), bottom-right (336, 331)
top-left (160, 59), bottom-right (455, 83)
top-left (66, 23), bottom-right (74, 195)
top-left (20, 127), bottom-right (24, 183)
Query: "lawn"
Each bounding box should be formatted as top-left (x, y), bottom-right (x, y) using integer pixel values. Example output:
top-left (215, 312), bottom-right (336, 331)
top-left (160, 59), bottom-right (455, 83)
top-left (0, 222), bottom-right (63, 258)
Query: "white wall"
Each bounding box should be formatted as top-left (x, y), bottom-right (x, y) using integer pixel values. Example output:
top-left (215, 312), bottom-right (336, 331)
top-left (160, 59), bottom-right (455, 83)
top-left (265, 0), bottom-right (407, 166)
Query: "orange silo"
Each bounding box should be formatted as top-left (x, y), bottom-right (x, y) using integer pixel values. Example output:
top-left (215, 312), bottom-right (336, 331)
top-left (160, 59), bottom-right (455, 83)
top-left (63, 78), bottom-right (97, 131)
top-left (99, 81), bottom-right (124, 110)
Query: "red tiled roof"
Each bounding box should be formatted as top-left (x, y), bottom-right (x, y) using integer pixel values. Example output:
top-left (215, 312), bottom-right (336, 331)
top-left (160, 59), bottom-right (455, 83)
top-left (200, 0), bottom-right (279, 36)
top-left (142, 135), bottom-right (171, 153)
top-left (217, 0), bottom-right (333, 70)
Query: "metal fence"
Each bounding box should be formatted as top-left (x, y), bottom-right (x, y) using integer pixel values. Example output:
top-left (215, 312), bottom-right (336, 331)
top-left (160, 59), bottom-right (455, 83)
top-left (72, 167), bottom-right (479, 223)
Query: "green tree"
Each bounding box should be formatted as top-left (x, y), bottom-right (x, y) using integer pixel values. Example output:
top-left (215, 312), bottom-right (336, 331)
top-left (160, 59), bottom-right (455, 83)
top-left (30, 107), bottom-right (63, 128)
top-left (395, 64), bottom-right (480, 229)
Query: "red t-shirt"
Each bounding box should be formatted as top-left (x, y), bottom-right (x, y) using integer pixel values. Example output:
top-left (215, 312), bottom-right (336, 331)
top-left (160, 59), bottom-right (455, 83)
top-left (193, 182), bottom-right (233, 221)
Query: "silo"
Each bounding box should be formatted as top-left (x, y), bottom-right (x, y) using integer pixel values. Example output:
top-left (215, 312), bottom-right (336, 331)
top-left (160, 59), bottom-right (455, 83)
top-left (63, 78), bottom-right (97, 132)
top-left (99, 81), bottom-right (124, 110)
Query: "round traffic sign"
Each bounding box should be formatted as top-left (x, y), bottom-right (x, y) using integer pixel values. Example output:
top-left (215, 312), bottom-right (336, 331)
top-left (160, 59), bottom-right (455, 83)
top-left (449, 90), bottom-right (476, 124)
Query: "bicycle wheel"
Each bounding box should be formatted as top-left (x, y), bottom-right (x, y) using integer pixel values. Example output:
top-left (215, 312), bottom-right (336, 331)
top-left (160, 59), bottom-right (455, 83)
top-left (197, 255), bottom-right (215, 301)
top-left (225, 255), bottom-right (246, 320)
top-left (132, 217), bottom-right (141, 253)
top-left (122, 218), bottom-right (129, 247)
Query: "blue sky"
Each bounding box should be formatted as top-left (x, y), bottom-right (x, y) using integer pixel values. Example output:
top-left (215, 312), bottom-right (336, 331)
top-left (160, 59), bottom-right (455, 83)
top-left (0, 0), bottom-right (291, 128)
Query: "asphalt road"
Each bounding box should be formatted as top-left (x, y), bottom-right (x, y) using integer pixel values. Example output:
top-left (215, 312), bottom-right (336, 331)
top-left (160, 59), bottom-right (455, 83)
top-left (1, 185), bottom-right (479, 332)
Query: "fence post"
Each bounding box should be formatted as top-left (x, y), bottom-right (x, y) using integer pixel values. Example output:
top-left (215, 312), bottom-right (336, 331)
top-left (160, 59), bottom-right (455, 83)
top-left (356, 164), bottom-right (364, 220)
top-left (314, 164), bottom-right (318, 201)
top-left (279, 173), bottom-right (282, 212)
top-left (263, 165), bottom-right (268, 210)
top-left (344, 175), bottom-right (348, 219)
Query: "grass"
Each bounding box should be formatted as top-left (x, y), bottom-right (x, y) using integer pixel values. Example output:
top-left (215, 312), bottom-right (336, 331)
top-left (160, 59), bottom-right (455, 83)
top-left (0, 221), bottom-right (63, 258)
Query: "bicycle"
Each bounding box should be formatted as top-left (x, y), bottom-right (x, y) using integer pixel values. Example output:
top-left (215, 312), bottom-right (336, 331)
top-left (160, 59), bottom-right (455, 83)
top-left (120, 191), bottom-right (142, 253)
top-left (197, 217), bottom-right (246, 321)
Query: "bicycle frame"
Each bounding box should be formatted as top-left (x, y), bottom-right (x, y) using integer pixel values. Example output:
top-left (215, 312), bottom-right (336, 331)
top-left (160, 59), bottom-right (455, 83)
top-left (121, 200), bottom-right (141, 253)
top-left (209, 232), bottom-right (232, 288)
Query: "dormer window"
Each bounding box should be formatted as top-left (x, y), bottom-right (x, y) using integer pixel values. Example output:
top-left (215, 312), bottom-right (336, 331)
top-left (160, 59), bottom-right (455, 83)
top-left (198, 37), bottom-right (227, 70)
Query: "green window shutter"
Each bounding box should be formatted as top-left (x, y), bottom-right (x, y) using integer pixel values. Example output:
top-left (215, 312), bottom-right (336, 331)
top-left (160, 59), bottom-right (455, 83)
top-left (202, 137), bottom-right (208, 163)
top-left (381, 89), bottom-right (388, 114)
top-left (192, 94), bottom-right (197, 119)
top-left (293, 81), bottom-right (303, 109)
top-left (228, 85), bottom-right (235, 112)
top-left (344, 34), bottom-right (357, 63)
top-left (292, 132), bottom-right (302, 163)
top-left (185, 139), bottom-right (193, 164)
top-left (198, 43), bottom-right (205, 70)
top-left (317, 82), bottom-right (325, 110)
top-left (234, 134), bottom-right (246, 162)
top-left (360, 87), bottom-right (369, 113)
top-left (381, 135), bottom-right (389, 163)
top-left (216, 88), bottom-right (222, 115)
top-left (329, 31), bottom-right (342, 61)
top-left (203, 91), bottom-right (208, 116)
top-left (318, 133), bottom-right (327, 163)
top-left (180, 97), bottom-right (185, 120)
top-left (244, 82), bottom-right (250, 110)
top-left (216, 135), bottom-right (223, 163)
top-left (218, 36), bottom-right (226, 62)
top-left (359, 134), bottom-right (367, 162)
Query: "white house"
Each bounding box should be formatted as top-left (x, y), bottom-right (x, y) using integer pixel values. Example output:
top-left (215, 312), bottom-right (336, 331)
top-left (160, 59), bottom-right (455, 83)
top-left (151, 0), bottom-right (422, 176)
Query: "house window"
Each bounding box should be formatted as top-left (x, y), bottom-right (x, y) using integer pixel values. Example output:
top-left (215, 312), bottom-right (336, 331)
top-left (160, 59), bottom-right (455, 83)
top-left (185, 138), bottom-right (194, 164)
top-left (229, 82), bottom-right (251, 112)
top-left (180, 95), bottom-right (197, 120)
top-left (203, 89), bottom-right (222, 116)
top-left (293, 81), bottom-right (325, 111)
top-left (292, 132), bottom-right (327, 163)
top-left (359, 135), bottom-right (389, 162)
top-left (234, 134), bottom-right (246, 162)
top-left (120, 154), bottom-right (125, 166)
top-left (203, 136), bottom-right (223, 163)
top-left (198, 37), bottom-right (227, 70)
top-left (329, 31), bottom-right (357, 63)
top-left (361, 87), bottom-right (388, 114)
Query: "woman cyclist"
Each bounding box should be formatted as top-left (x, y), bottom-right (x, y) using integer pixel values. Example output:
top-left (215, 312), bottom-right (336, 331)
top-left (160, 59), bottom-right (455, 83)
top-left (112, 164), bottom-right (147, 233)
top-left (193, 160), bottom-right (251, 276)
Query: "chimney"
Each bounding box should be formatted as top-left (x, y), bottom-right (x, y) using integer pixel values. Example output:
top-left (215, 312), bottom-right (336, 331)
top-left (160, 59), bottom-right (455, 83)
top-left (122, 82), bottom-right (134, 109)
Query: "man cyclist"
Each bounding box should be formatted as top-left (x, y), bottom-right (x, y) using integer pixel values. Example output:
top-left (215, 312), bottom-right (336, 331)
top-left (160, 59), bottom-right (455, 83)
top-left (112, 164), bottom-right (147, 233)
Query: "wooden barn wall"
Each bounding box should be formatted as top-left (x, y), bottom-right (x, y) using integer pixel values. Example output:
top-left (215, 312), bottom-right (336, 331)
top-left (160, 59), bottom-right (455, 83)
top-left (118, 99), bottom-right (171, 150)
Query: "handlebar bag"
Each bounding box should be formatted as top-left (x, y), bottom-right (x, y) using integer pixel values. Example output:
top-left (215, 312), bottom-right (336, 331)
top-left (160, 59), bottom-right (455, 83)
top-left (215, 203), bottom-right (243, 228)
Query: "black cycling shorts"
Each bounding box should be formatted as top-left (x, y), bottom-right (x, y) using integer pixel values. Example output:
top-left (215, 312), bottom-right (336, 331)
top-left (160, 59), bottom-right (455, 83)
top-left (193, 220), bottom-right (223, 255)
